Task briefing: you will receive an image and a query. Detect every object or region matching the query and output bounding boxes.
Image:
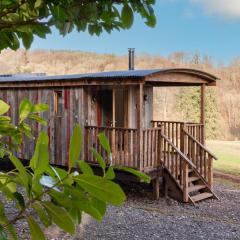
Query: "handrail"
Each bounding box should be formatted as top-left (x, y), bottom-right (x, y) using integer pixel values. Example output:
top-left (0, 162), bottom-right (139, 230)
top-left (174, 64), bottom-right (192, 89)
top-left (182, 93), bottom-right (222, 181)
top-left (185, 123), bottom-right (204, 126)
top-left (161, 132), bottom-right (213, 190)
top-left (152, 120), bottom-right (204, 126)
top-left (152, 120), bottom-right (184, 124)
top-left (161, 133), bottom-right (196, 169)
top-left (85, 125), bottom-right (137, 131)
top-left (183, 129), bottom-right (217, 160)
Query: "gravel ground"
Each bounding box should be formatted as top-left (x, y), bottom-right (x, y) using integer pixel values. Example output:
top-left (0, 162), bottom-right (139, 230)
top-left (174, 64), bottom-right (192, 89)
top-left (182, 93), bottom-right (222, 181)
top-left (4, 178), bottom-right (240, 240)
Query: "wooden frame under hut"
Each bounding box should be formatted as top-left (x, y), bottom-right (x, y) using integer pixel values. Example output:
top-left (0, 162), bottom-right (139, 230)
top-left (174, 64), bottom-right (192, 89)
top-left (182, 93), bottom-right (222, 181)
top-left (0, 54), bottom-right (219, 203)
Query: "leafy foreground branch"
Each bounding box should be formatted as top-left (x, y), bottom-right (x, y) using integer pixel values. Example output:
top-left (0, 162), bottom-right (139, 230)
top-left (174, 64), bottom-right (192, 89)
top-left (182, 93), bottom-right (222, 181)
top-left (0, 100), bottom-right (150, 240)
top-left (0, 0), bottom-right (156, 51)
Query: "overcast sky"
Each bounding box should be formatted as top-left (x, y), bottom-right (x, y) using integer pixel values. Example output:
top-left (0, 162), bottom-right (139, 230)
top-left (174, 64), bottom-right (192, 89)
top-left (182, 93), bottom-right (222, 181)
top-left (31, 0), bottom-right (240, 65)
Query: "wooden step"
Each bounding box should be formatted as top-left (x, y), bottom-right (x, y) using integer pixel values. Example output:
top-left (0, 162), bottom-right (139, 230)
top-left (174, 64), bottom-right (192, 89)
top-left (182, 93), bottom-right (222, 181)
top-left (188, 176), bottom-right (199, 183)
top-left (188, 184), bottom-right (206, 193)
top-left (191, 192), bottom-right (213, 203)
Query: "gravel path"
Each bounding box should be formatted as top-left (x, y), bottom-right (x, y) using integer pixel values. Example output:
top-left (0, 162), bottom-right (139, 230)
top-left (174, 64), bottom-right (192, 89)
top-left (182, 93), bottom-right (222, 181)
top-left (5, 178), bottom-right (240, 240)
top-left (77, 179), bottom-right (240, 240)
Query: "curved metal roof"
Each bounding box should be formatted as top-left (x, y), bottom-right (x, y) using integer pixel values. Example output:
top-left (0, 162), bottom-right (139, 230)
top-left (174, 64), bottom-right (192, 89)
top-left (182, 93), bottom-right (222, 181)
top-left (0, 68), bottom-right (219, 83)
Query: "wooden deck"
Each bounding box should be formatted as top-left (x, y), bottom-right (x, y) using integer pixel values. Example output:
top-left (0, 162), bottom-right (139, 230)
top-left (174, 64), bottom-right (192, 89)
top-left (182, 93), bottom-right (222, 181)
top-left (84, 120), bottom-right (218, 203)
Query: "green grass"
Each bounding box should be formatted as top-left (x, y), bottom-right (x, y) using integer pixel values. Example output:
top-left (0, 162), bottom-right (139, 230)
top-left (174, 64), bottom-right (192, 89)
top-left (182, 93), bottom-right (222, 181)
top-left (207, 141), bottom-right (240, 176)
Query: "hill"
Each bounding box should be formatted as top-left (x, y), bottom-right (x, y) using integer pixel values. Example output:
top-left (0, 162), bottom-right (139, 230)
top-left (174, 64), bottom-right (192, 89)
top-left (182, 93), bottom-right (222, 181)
top-left (0, 49), bottom-right (239, 140)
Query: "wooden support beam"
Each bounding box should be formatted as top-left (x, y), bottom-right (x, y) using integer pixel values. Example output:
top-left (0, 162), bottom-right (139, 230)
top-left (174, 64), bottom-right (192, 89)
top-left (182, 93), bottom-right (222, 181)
top-left (182, 161), bottom-right (189, 202)
top-left (200, 84), bottom-right (206, 144)
top-left (208, 155), bottom-right (213, 190)
top-left (137, 84), bottom-right (144, 171)
top-left (112, 88), bottom-right (116, 163)
top-left (152, 178), bottom-right (160, 200)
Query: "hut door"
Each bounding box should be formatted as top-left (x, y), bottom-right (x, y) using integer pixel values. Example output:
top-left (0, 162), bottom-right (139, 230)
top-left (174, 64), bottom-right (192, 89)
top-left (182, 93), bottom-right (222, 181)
top-left (96, 90), bottom-right (113, 127)
top-left (114, 89), bottom-right (128, 128)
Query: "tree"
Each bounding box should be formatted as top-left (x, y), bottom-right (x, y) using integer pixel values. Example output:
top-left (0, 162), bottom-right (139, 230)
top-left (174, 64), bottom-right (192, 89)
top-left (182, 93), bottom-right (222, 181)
top-left (175, 87), bottom-right (219, 139)
top-left (0, 0), bottom-right (156, 51)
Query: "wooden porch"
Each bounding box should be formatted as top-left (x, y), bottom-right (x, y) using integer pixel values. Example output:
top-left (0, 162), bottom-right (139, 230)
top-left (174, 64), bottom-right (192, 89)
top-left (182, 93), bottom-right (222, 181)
top-left (84, 120), bottom-right (218, 204)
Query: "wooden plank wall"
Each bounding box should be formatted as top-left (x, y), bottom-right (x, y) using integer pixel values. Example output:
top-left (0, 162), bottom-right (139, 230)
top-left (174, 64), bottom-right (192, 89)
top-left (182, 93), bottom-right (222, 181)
top-left (143, 86), bottom-right (153, 128)
top-left (0, 87), bottom-right (85, 167)
top-left (127, 86), bottom-right (137, 128)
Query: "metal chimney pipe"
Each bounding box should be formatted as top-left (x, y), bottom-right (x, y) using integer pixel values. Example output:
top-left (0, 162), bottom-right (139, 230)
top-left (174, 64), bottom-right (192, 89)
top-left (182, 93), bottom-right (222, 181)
top-left (128, 48), bottom-right (135, 70)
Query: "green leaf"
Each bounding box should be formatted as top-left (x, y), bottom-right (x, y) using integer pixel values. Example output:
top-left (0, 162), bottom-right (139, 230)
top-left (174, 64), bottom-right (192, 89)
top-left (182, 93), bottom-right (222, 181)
top-left (42, 201), bottom-right (75, 234)
top-left (0, 116), bottom-right (11, 122)
top-left (27, 215), bottom-right (46, 240)
top-left (21, 32), bottom-right (34, 50)
top-left (0, 201), bottom-right (17, 240)
top-left (69, 125), bottom-right (82, 170)
top-left (74, 174), bottom-right (126, 206)
top-left (91, 197), bottom-right (106, 217)
top-left (51, 5), bottom-right (66, 22)
top-left (34, 0), bottom-right (43, 8)
top-left (98, 133), bottom-right (111, 155)
top-left (0, 229), bottom-right (7, 240)
top-left (92, 148), bottom-right (106, 172)
top-left (28, 114), bottom-right (47, 126)
top-left (30, 131), bottom-right (49, 175)
top-left (114, 166), bottom-right (151, 183)
top-left (121, 4), bottom-right (134, 29)
top-left (9, 155), bottom-right (29, 190)
top-left (104, 167), bottom-right (115, 180)
top-left (78, 161), bottom-right (93, 175)
top-left (31, 103), bottom-right (49, 113)
top-left (69, 208), bottom-right (81, 225)
top-left (19, 98), bottom-right (32, 123)
top-left (0, 175), bottom-right (16, 193)
top-left (32, 202), bottom-right (51, 227)
top-left (13, 192), bottom-right (25, 209)
top-left (33, 25), bottom-right (51, 39)
top-left (49, 189), bottom-right (103, 221)
top-left (0, 100), bottom-right (9, 115)
top-left (145, 14), bottom-right (156, 27)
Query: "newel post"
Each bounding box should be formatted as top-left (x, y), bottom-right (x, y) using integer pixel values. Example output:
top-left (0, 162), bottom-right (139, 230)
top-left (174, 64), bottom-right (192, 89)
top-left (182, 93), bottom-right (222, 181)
top-left (208, 155), bottom-right (213, 190)
top-left (180, 122), bottom-right (185, 154)
top-left (200, 84), bottom-right (206, 144)
top-left (182, 160), bottom-right (189, 202)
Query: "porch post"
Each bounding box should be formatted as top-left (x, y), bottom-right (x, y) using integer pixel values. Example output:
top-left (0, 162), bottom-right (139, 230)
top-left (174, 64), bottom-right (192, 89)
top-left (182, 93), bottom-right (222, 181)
top-left (200, 84), bottom-right (206, 144)
top-left (137, 84), bottom-right (144, 171)
top-left (112, 88), bottom-right (116, 162)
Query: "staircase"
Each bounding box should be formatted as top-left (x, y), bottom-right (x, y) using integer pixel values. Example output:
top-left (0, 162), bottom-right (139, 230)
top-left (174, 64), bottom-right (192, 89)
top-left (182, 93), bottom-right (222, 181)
top-left (160, 130), bottom-right (218, 204)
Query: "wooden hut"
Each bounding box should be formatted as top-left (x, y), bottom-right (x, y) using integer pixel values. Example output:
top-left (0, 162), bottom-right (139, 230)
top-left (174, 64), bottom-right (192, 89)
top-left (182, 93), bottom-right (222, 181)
top-left (0, 66), bottom-right (219, 203)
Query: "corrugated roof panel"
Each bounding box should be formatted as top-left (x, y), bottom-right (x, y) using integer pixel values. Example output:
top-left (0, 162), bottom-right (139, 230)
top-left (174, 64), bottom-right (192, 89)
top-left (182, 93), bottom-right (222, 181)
top-left (0, 69), bottom-right (160, 83)
top-left (0, 68), bottom-right (218, 83)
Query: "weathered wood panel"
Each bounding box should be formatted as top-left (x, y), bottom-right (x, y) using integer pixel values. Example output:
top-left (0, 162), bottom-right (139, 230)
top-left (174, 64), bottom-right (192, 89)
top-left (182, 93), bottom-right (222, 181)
top-left (0, 87), bottom-right (85, 166)
top-left (143, 86), bottom-right (153, 128)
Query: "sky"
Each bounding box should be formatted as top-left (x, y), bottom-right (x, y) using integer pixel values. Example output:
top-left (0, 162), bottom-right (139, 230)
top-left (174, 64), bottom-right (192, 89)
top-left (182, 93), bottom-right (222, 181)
top-left (31, 0), bottom-right (240, 65)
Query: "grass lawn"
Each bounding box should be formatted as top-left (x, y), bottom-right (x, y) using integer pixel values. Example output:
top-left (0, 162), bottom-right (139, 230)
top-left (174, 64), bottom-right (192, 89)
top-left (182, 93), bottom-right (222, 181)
top-left (207, 140), bottom-right (240, 176)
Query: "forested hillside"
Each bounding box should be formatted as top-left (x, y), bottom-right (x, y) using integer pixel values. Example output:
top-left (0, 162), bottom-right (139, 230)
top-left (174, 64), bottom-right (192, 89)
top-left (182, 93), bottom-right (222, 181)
top-left (0, 49), bottom-right (239, 140)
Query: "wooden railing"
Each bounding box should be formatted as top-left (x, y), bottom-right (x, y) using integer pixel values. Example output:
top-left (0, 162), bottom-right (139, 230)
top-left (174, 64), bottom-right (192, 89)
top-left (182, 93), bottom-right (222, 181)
top-left (85, 126), bottom-right (162, 171)
top-left (185, 123), bottom-right (204, 144)
top-left (152, 120), bottom-right (183, 148)
top-left (161, 133), bottom-right (195, 202)
top-left (85, 126), bottom-right (138, 168)
top-left (142, 128), bottom-right (162, 170)
top-left (182, 130), bottom-right (217, 189)
top-left (151, 120), bottom-right (204, 146)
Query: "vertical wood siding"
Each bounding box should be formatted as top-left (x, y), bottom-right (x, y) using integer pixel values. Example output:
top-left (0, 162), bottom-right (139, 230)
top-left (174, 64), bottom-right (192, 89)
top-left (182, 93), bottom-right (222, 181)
top-left (0, 87), bottom-right (84, 167)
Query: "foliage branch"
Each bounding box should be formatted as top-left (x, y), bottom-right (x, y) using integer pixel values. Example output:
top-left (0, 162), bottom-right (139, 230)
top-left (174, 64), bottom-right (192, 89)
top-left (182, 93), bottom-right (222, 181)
top-left (0, 0), bottom-right (156, 51)
top-left (0, 99), bottom-right (150, 239)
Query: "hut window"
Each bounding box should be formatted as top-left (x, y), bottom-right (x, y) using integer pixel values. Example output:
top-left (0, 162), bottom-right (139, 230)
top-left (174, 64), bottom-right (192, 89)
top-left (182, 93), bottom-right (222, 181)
top-left (54, 91), bottom-right (63, 116)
